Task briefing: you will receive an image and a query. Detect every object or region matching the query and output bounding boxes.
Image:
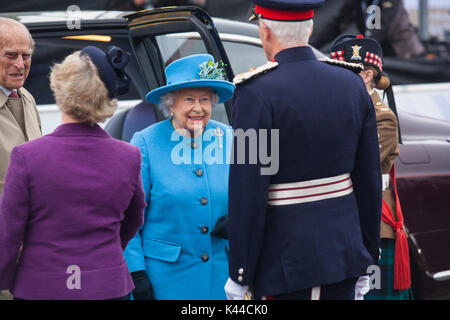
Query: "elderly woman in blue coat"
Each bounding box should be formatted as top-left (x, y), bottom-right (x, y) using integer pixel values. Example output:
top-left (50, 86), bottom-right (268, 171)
top-left (124, 54), bottom-right (235, 300)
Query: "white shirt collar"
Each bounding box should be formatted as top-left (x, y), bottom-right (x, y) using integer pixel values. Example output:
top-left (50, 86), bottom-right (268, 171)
top-left (0, 85), bottom-right (18, 97)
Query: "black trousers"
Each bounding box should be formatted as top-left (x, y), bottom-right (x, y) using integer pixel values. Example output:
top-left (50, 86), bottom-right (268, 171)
top-left (270, 277), bottom-right (358, 300)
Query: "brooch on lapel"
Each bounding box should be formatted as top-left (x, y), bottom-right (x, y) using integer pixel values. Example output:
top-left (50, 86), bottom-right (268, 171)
top-left (214, 127), bottom-right (224, 149)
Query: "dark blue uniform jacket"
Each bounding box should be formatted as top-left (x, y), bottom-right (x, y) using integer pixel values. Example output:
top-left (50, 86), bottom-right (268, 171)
top-left (228, 46), bottom-right (382, 297)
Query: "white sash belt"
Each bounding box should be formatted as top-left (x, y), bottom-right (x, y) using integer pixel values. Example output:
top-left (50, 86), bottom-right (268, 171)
top-left (382, 174), bottom-right (390, 191)
top-left (267, 173), bottom-right (353, 206)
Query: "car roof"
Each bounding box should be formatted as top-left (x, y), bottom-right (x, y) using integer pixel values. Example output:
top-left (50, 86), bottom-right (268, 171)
top-left (3, 10), bottom-right (328, 71)
top-left (1, 10), bottom-right (260, 36)
top-left (1, 10), bottom-right (129, 24)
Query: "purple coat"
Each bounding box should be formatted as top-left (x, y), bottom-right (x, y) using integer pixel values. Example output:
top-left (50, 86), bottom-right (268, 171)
top-left (0, 123), bottom-right (146, 299)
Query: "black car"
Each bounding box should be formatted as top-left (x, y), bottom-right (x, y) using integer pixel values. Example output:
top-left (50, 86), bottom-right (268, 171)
top-left (3, 6), bottom-right (450, 300)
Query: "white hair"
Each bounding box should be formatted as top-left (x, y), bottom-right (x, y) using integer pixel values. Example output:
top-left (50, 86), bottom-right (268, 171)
top-left (0, 17), bottom-right (35, 50)
top-left (260, 18), bottom-right (313, 47)
top-left (158, 89), bottom-right (219, 118)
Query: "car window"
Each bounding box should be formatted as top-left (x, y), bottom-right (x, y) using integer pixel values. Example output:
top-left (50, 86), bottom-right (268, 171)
top-left (153, 34), bottom-right (269, 125)
top-left (222, 40), bottom-right (268, 75)
top-left (157, 32), bottom-right (208, 67)
top-left (25, 45), bottom-right (75, 105)
top-left (25, 35), bottom-right (141, 106)
top-left (394, 83), bottom-right (450, 123)
top-left (24, 34), bottom-right (143, 135)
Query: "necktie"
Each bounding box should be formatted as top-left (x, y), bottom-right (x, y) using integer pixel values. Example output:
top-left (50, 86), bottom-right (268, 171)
top-left (8, 91), bottom-right (20, 98)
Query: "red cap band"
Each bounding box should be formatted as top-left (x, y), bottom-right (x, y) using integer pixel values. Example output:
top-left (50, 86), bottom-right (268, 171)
top-left (254, 5), bottom-right (314, 21)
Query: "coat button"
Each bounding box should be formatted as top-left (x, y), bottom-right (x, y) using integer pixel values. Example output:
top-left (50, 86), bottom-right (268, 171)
top-left (200, 197), bottom-right (208, 205)
top-left (201, 226), bottom-right (209, 234)
top-left (195, 168), bottom-right (203, 177)
top-left (191, 141), bottom-right (198, 149)
top-left (238, 268), bottom-right (244, 275)
top-left (238, 276), bottom-right (243, 282)
top-left (201, 254), bottom-right (209, 262)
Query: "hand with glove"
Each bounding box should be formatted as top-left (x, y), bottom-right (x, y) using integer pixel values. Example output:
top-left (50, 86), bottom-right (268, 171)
top-left (210, 215), bottom-right (228, 239)
top-left (355, 275), bottom-right (370, 300)
top-left (224, 277), bottom-right (252, 300)
top-left (131, 270), bottom-right (155, 300)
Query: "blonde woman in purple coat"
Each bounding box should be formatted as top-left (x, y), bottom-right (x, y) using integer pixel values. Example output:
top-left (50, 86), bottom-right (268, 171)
top-left (0, 46), bottom-right (146, 300)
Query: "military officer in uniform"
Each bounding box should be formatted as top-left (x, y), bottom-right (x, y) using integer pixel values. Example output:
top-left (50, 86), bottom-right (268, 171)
top-left (225, 0), bottom-right (382, 300)
top-left (329, 34), bottom-right (412, 300)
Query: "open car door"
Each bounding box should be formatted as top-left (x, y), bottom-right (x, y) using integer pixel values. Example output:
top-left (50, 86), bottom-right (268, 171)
top-left (124, 6), bottom-right (234, 126)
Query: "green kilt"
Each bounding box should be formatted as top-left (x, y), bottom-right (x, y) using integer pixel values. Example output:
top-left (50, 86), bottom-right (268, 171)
top-left (365, 238), bottom-right (413, 300)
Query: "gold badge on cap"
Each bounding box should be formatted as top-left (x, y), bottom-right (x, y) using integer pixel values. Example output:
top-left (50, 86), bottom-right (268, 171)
top-left (351, 45), bottom-right (362, 61)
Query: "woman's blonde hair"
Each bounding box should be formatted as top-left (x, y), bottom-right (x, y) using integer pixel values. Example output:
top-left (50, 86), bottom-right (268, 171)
top-left (50, 51), bottom-right (118, 125)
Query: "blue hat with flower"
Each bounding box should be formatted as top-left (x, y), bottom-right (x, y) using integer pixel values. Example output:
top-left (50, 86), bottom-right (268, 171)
top-left (146, 54), bottom-right (235, 104)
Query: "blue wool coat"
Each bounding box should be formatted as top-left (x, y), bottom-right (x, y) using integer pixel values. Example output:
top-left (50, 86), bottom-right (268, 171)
top-left (124, 119), bottom-right (232, 300)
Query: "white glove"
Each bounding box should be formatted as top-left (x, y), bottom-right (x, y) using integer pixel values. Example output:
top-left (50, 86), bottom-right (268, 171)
top-left (355, 275), bottom-right (370, 300)
top-left (224, 278), bottom-right (251, 300)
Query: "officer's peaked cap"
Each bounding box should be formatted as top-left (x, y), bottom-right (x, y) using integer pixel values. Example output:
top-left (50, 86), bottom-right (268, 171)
top-left (249, 0), bottom-right (325, 21)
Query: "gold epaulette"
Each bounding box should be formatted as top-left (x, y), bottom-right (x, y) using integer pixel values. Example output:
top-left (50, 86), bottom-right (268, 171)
top-left (233, 61), bottom-right (279, 85)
